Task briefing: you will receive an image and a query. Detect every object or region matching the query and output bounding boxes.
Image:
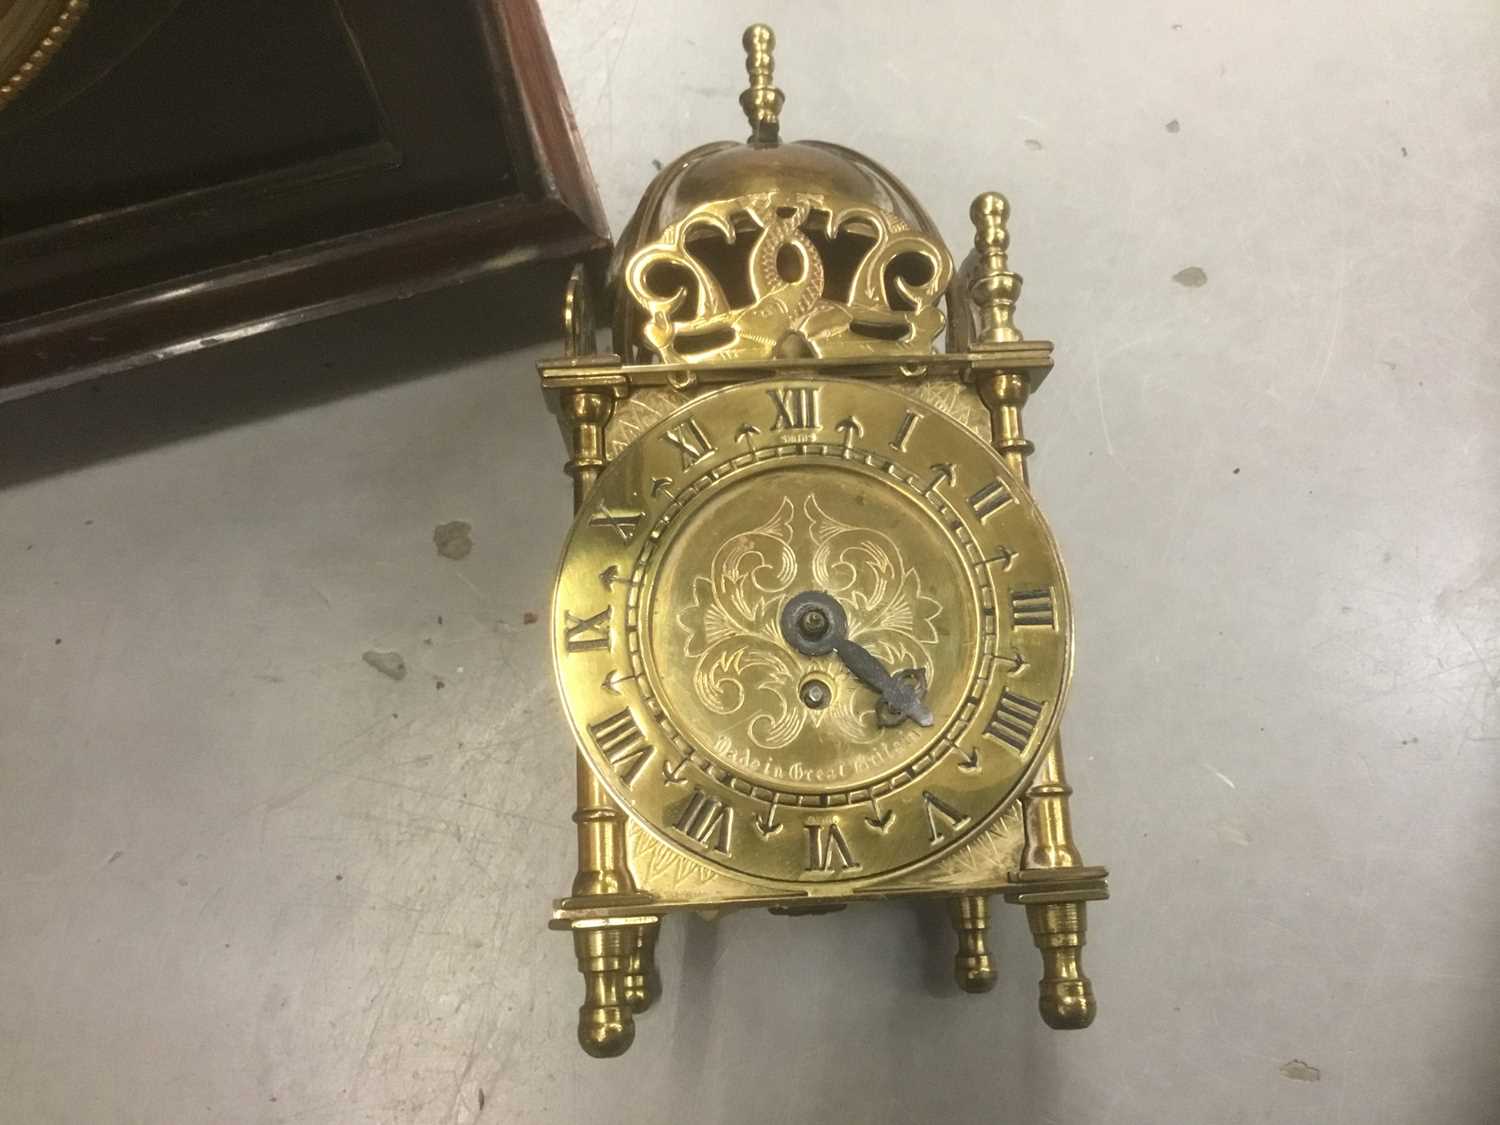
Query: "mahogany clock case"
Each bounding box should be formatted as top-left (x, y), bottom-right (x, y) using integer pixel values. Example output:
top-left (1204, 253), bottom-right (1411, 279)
top-left (0, 0), bottom-right (608, 403)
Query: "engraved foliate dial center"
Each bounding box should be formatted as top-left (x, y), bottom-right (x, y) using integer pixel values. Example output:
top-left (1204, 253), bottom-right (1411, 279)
top-left (641, 461), bottom-right (977, 795)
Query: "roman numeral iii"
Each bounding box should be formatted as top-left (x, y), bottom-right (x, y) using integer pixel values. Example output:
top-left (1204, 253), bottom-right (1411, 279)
top-left (984, 689), bottom-right (1045, 753)
top-left (586, 708), bottom-right (654, 786)
top-left (1010, 588), bottom-right (1055, 628)
top-left (767, 386), bottom-right (819, 430)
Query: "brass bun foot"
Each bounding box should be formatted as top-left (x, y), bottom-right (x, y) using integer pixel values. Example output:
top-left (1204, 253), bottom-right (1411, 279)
top-left (1039, 976), bottom-right (1095, 1030)
top-left (948, 894), bottom-right (997, 993)
top-left (1025, 901), bottom-right (1096, 1029)
top-left (622, 920), bottom-right (660, 1014)
top-left (579, 1003), bottom-right (634, 1059)
top-left (573, 926), bottom-right (637, 1058)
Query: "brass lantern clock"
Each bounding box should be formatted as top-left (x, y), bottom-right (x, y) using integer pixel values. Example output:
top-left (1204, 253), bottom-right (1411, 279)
top-left (539, 25), bottom-right (1108, 1057)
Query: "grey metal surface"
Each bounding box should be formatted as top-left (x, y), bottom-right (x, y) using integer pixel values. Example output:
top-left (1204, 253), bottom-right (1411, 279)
top-left (2, 2), bottom-right (1497, 1121)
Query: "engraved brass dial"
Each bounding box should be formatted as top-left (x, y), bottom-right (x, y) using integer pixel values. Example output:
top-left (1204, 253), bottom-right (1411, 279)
top-left (552, 378), bottom-right (1072, 888)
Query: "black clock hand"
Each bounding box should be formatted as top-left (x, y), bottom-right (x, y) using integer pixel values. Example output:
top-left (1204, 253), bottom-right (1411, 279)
top-left (779, 591), bottom-right (934, 728)
top-left (832, 636), bottom-right (934, 727)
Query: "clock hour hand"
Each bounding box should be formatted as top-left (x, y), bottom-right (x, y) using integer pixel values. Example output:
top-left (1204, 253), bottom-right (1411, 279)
top-left (832, 637), bottom-right (934, 727)
top-left (779, 591), bottom-right (935, 728)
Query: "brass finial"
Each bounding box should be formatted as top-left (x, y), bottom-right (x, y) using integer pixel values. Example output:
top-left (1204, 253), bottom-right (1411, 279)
top-left (739, 23), bottom-right (784, 143)
top-left (968, 191), bottom-right (1024, 344)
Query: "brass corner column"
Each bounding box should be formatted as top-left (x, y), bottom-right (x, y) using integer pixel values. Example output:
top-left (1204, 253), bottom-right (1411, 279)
top-left (553, 267), bottom-right (661, 1057)
top-left (964, 192), bottom-right (1109, 1028)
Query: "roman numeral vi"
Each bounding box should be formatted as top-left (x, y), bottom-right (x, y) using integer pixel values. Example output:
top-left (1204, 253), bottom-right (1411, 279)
top-left (804, 821), bottom-right (860, 874)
